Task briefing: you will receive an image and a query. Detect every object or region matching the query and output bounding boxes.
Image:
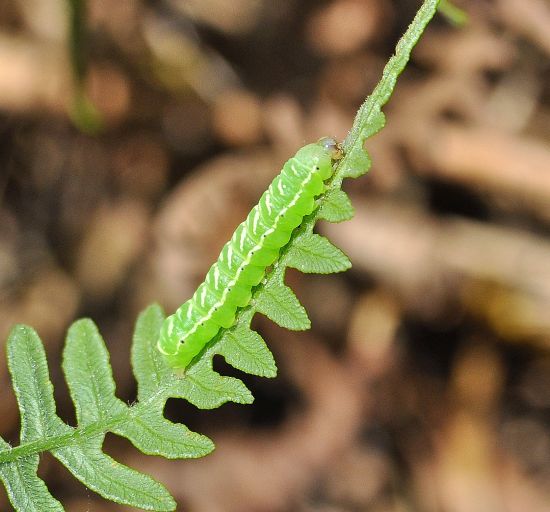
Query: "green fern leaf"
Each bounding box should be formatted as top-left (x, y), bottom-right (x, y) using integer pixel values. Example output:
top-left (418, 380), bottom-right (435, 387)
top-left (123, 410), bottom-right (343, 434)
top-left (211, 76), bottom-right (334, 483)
top-left (131, 303), bottom-right (175, 401)
top-left (53, 438), bottom-right (175, 511)
top-left (0, 437), bottom-right (63, 512)
top-left (217, 310), bottom-right (277, 378)
top-left (63, 319), bottom-right (127, 424)
top-left (182, 360), bottom-right (254, 408)
top-left (341, 111), bottom-right (383, 179)
top-left (7, 325), bottom-right (68, 440)
top-left (318, 189), bottom-right (354, 222)
top-left (114, 406), bottom-right (213, 459)
top-left (1, 328), bottom-right (66, 511)
top-left (255, 269), bottom-right (310, 330)
top-left (285, 233), bottom-right (351, 274)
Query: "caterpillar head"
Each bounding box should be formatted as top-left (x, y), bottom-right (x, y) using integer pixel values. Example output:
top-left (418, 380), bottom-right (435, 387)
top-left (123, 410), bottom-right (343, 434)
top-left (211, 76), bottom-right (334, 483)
top-left (318, 136), bottom-right (343, 161)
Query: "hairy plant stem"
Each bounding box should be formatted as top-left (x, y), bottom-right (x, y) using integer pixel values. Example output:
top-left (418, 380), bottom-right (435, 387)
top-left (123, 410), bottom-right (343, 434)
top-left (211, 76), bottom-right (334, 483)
top-left (0, 389), bottom-right (166, 463)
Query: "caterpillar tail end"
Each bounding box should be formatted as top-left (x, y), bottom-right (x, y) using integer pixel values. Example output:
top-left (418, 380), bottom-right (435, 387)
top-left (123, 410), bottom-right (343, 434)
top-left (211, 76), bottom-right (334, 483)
top-left (157, 315), bottom-right (181, 356)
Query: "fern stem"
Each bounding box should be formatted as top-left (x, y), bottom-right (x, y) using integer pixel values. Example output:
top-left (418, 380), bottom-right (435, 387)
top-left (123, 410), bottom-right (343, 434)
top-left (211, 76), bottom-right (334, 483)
top-left (339, 0), bottom-right (440, 183)
top-left (0, 415), bottom-right (124, 464)
top-left (0, 396), bottom-right (162, 464)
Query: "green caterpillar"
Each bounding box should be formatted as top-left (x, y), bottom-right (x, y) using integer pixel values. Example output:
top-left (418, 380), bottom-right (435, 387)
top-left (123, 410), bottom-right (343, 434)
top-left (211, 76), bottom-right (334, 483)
top-left (158, 138), bottom-right (342, 370)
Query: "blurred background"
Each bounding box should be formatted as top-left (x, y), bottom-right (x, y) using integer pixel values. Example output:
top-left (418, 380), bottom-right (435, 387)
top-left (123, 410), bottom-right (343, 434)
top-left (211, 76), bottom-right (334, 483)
top-left (1, 0), bottom-right (550, 510)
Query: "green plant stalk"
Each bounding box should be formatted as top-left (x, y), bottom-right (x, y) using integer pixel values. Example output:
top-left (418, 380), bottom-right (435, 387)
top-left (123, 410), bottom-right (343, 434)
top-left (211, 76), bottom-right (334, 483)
top-left (341, 0), bottom-right (441, 183)
top-left (0, 400), bottom-right (150, 464)
top-left (438, 0), bottom-right (469, 26)
top-left (66, 0), bottom-right (103, 133)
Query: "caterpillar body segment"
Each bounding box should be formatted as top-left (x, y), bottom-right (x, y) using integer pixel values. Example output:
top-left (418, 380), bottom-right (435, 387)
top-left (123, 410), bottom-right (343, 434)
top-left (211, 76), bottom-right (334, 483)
top-left (158, 138), bottom-right (341, 370)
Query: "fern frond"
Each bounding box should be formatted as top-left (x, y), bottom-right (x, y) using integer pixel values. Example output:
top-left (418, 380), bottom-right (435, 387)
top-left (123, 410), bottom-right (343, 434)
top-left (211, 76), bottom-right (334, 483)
top-left (0, 314), bottom-right (220, 511)
top-left (0, 1), bottom-right (440, 510)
